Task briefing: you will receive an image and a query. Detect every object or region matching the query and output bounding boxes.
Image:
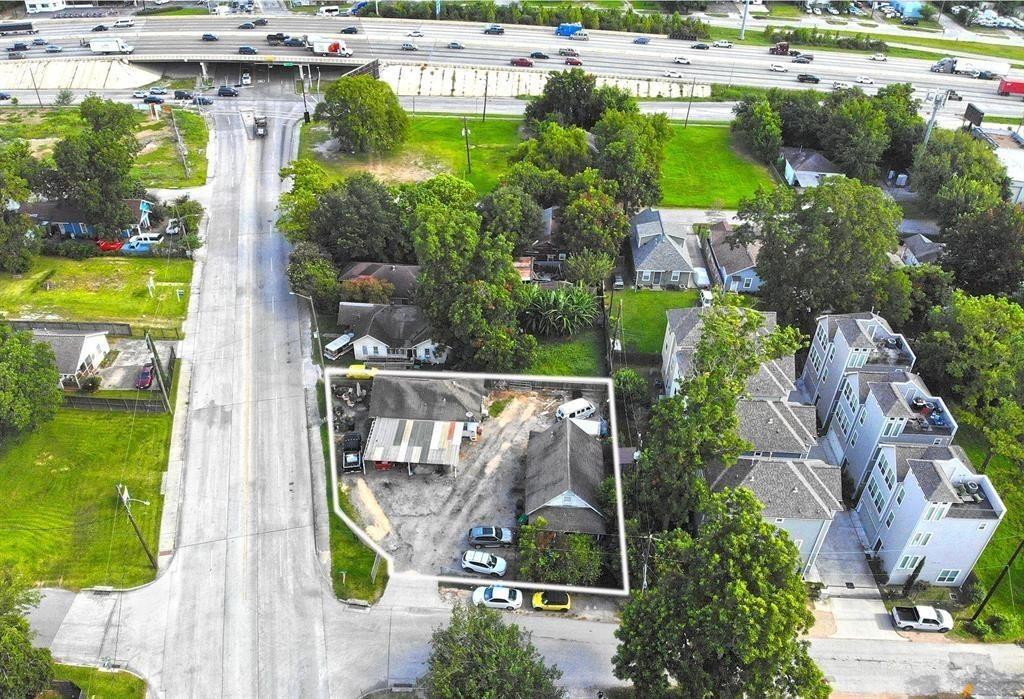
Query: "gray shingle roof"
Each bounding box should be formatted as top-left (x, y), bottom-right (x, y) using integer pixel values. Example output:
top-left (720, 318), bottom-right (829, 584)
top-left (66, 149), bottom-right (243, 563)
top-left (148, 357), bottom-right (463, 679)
top-left (31, 330), bottom-right (104, 374)
top-left (823, 312), bottom-right (893, 349)
top-left (337, 302), bottom-right (433, 349)
top-left (902, 234), bottom-right (944, 264)
top-left (340, 262), bottom-right (420, 301)
top-left (708, 221), bottom-right (761, 275)
top-left (737, 399), bottom-right (817, 455)
top-left (780, 146), bottom-right (844, 175)
top-left (908, 458), bottom-right (960, 503)
top-left (631, 232), bottom-right (692, 273)
top-left (706, 458), bottom-right (842, 520)
top-left (368, 375), bottom-right (486, 422)
top-left (525, 420), bottom-right (606, 535)
top-left (866, 381), bottom-right (919, 419)
top-left (891, 444), bottom-right (969, 481)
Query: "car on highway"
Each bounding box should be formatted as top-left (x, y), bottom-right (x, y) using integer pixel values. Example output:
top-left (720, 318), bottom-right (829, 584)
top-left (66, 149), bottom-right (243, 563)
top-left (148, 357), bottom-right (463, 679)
top-left (32, 37), bottom-right (46, 45)
top-left (483, 24), bottom-right (504, 35)
top-left (712, 40), bottom-right (733, 48)
top-left (7, 52), bottom-right (24, 60)
top-left (132, 90), bottom-right (146, 98)
top-left (674, 56), bottom-right (691, 64)
top-left (468, 526), bottom-right (514, 548)
top-left (691, 42), bottom-right (710, 50)
top-left (401, 42), bottom-right (418, 51)
top-left (241, 72), bottom-right (252, 85)
top-left (238, 22), bottom-right (255, 29)
top-left (797, 73), bottom-right (820, 83)
top-left (511, 57), bottom-right (533, 67)
top-left (855, 75), bottom-right (874, 84)
top-left (564, 56), bottom-right (582, 66)
top-left (472, 586), bottom-right (522, 611)
top-left (833, 80), bottom-right (853, 90)
top-left (143, 95), bottom-right (165, 104)
top-left (870, 53), bottom-right (887, 61)
top-left (769, 63), bottom-right (788, 72)
top-left (407, 29), bottom-right (424, 37)
top-left (946, 89), bottom-right (963, 101)
top-left (976, 71), bottom-right (997, 80)
top-left (202, 33), bottom-right (219, 41)
top-left (92, 24), bottom-right (108, 31)
top-left (0, 92), bottom-right (10, 100)
top-left (341, 26), bottom-right (359, 34)
top-left (239, 46), bottom-right (258, 55)
top-left (447, 41), bottom-right (464, 49)
top-left (192, 96), bottom-right (214, 105)
top-left (45, 45), bottom-right (62, 53)
top-left (218, 85), bottom-right (239, 97)
top-left (558, 47), bottom-right (579, 57)
top-left (284, 38), bottom-right (305, 47)
top-left (792, 55), bottom-right (812, 63)
top-left (530, 51), bottom-right (548, 59)
top-left (663, 69), bottom-right (684, 78)
top-left (7, 43), bottom-right (28, 52)
top-left (254, 17), bottom-right (269, 26)
top-left (150, 86), bottom-right (167, 94)
top-left (96, 239), bottom-right (124, 252)
top-left (532, 591), bottom-right (571, 612)
top-left (633, 36), bottom-right (650, 44)
top-left (461, 550), bottom-right (507, 577)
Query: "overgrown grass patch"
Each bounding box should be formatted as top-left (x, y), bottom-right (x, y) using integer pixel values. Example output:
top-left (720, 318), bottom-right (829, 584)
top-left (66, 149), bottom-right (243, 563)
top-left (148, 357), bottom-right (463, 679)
top-left (528, 329), bottom-right (604, 377)
top-left (613, 289), bottom-right (699, 354)
top-left (52, 665), bottom-right (147, 698)
top-left (0, 409), bottom-right (170, 589)
top-left (661, 125), bottom-right (775, 209)
top-left (134, 109), bottom-right (209, 188)
top-left (0, 255), bottom-right (192, 330)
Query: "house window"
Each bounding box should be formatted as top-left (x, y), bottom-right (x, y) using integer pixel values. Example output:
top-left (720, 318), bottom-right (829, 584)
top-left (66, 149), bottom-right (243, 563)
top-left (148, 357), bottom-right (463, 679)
top-left (360, 346), bottom-right (369, 357)
top-left (642, 271), bottom-right (651, 282)
top-left (670, 270), bottom-right (681, 282)
top-left (882, 418), bottom-right (900, 438)
top-left (899, 555), bottom-right (922, 570)
top-left (558, 253), bottom-right (567, 261)
top-left (815, 323), bottom-right (826, 348)
top-left (911, 532), bottom-right (932, 547)
top-left (826, 345), bottom-right (835, 365)
top-left (936, 569), bottom-right (961, 584)
top-left (933, 438), bottom-right (943, 445)
top-left (810, 347), bottom-right (823, 377)
top-left (742, 277), bottom-right (753, 289)
top-left (372, 346), bottom-right (380, 356)
top-left (924, 504), bottom-right (946, 521)
top-left (866, 477), bottom-right (885, 513)
top-left (849, 349), bottom-right (867, 369)
top-left (851, 431), bottom-right (858, 447)
top-left (877, 453), bottom-right (895, 490)
top-left (774, 517), bottom-right (785, 524)
top-left (858, 409), bottom-right (866, 426)
top-left (835, 408), bottom-right (851, 437)
top-left (842, 380), bottom-right (856, 410)
top-left (895, 486), bottom-right (905, 507)
top-left (885, 511), bottom-right (895, 528)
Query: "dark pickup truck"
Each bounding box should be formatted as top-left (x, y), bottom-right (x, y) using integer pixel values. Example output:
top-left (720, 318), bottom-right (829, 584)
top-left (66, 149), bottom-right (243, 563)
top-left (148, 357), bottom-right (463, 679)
top-left (340, 432), bottom-right (365, 474)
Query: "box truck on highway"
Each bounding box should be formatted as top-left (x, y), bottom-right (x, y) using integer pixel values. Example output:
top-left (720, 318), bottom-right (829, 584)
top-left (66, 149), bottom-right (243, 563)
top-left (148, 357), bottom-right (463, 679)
top-left (998, 78), bottom-right (1024, 96)
top-left (0, 22), bottom-right (39, 36)
top-left (307, 36), bottom-right (352, 56)
top-left (931, 56), bottom-right (1010, 76)
top-left (556, 22), bottom-right (583, 36)
top-left (90, 38), bottom-right (134, 55)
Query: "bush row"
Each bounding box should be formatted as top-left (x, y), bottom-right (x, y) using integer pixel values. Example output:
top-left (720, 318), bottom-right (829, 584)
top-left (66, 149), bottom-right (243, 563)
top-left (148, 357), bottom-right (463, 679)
top-left (762, 25), bottom-right (889, 52)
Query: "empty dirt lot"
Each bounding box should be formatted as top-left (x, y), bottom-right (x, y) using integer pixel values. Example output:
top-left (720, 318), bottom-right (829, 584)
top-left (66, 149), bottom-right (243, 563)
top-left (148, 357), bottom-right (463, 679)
top-left (345, 389), bottom-right (567, 577)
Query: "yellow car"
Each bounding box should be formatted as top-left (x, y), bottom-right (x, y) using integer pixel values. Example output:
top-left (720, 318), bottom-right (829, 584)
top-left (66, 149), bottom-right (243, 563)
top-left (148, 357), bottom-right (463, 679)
top-left (531, 591), bottom-right (571, 612)
top-left (346, 364), bottom-right (378, 380)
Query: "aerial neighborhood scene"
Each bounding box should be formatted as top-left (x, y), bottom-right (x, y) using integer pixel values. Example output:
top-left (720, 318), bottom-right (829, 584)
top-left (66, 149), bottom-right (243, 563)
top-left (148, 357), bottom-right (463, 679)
top-left (3, 0), bottom-right (1024, 696)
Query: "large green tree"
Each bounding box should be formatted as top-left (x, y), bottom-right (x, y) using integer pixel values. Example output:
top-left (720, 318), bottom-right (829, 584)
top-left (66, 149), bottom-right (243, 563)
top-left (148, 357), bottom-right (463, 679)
top-left (499, 161), bottom-right (568, 209)
top-left (933, 175), bottom-right (1004, 230)
top-left (314, 75), bottom-right (408, 154)
top-left (900, 263), bottom-right (954, 337)
top-left (565, 248), bottom-right (614, 287)
top-left (592, 110), bottom-right (671, 214)
top-left (286, 241), bottom-right (340, 311)
top-left (309, 173), bottom-right (412, 265)
top-left (732, 97), bottom-right (783, 164)
top-left (278, 159), bottom-right (331, 241)
top-left (0, 141), bottom-right (41, 273)
top-left (911, 128), bottom-right (1008, 212)
top-left (0, 326), bottom-right (62, 439)
top-left (559, 188), bottom-right (629, 259)
top-left (941, 201), bottom-right (1024, 297)
top-left (613, 488), bottom-right (829, 699)
top-left (424, 604), bottom-right (564, 699)
top-left (478, 184), bottom-right (545, 251)
top-left (524, 68), bottom-right (635, 130)
top-left (733, 178), bottom-right (903, 330)
top-left (512, 121), bottom-right (592, 177)
top-left (874, 83), bottom-right (924, 171)
top-left (821, 97), bottom-right (889, 181)
top-left (0, 564), bottom-right (53, 698)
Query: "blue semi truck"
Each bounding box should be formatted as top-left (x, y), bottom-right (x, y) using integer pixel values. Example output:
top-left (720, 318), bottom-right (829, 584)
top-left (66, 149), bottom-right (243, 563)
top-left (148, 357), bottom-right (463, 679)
top-left (555, 22), bottom-right (583, 36)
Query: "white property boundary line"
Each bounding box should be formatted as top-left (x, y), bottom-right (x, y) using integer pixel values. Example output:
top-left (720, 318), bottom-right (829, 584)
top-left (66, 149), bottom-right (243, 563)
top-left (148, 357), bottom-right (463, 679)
top-left (324, 367), bottom-right (631, 598)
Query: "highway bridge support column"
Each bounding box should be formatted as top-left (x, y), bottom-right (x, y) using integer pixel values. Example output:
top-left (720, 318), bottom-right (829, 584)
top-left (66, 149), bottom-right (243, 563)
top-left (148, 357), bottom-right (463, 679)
top-left (200, 62), bottom-right (208, 83)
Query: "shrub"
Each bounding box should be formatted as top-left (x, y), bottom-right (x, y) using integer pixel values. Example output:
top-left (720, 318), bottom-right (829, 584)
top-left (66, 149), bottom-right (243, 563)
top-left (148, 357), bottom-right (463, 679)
top-left (613, 368), bottom-right (648, 405)
top-left (966, 618), bottom-right (991, 640)
top-left (57, 239), bottom-right (99, 260)
top-left (79, 375), bottom-right (101, 392)
top-left (986, 613), bottom-right (1017, 637)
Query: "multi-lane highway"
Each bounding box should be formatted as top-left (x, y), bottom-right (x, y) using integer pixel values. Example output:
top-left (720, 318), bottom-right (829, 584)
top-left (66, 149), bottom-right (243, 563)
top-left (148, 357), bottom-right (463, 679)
top-left (8, 14), bottom-right (1024, 117)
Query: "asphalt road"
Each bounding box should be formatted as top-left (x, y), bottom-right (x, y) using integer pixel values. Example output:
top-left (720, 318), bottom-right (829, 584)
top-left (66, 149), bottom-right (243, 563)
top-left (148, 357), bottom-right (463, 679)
top-left (10, 14), bottom-right (1024, 117)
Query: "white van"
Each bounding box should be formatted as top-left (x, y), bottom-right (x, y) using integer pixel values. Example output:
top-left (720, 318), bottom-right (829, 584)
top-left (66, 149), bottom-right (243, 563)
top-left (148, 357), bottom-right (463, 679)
top-left (555, 398), bottom-right (596, 421)
top-left (128, 232), bottom-right (164, 245)
top-left (317, 5), bottom-right (341, 16)
top-left (569, 30), bottom-right (590, 41)
top-left (112, 18), bottom-right (135, 28)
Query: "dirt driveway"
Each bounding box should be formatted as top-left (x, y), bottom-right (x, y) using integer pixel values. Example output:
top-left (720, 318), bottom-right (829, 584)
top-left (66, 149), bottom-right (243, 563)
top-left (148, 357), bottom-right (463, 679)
top-left (346, 390), bottom-right (563, 577)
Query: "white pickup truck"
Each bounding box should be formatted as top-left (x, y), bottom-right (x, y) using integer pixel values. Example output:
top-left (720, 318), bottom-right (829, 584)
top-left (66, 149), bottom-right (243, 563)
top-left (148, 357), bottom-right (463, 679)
top-left (891, 605), bottom-right (953, 632)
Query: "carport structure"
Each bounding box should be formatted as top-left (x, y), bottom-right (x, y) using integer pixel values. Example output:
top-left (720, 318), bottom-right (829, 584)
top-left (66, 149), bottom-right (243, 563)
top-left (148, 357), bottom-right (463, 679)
top-left (363, 417), bottom-right (464, 476)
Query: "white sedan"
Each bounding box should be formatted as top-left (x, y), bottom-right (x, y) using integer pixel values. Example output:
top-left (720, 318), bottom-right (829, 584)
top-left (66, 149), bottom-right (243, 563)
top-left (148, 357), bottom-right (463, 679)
top-left (673, 56), bottom-right (691, 65)
top-left (870, 53), bottom-right (887, 61)
top-left (769, 63), bottom-right (789, 72)
top-left (462, 550), bottom-right (507, 577)
top-left (472, 585), bottom-right (523, 610)
top-left (663, 69), bottom-right (685, 79)
top-left (407, 29), bottom-right (424, 37)
top-left (856, 75), bottom-right (874, 84)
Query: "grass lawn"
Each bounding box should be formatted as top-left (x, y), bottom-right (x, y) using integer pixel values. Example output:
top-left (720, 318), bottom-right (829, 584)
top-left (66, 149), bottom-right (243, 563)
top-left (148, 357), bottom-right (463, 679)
top-left (299, 115), bottom-right (522, 193)
top-left (0, 410), bottom-right (170, 589)
top-left (767, 2), bottom-right (807, 19)
top-left (52, 665), bottom-right (146, 698)
top-left (661, 125), bottom-right (774, 209)
top-left (953, 422), bottom-right (1024, 641)
top-left (0, 107), bottom-right (209, 189)
top-left (528, 329), bottom-right (605, 377)
top-left (612, 289), bottom-right (699, 354)
top-left (0, 256), bottom-right (192, 330)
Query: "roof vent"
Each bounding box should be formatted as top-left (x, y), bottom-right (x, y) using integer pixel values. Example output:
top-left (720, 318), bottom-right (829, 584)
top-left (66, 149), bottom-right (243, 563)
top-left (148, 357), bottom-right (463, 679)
top-left (965, 481), bottom-right (980, 495)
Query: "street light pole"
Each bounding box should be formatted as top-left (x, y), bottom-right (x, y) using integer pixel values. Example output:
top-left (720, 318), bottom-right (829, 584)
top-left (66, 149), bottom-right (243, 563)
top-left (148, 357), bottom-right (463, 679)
top-left (290, 291), bottom-right (323, 365)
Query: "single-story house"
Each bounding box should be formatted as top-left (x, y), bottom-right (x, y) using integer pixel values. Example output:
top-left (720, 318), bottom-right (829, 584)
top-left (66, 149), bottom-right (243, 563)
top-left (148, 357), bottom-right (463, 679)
top-left (32, 330), bottom-right (109, 388)
top-left (368, 375), bottom-right (486, 425)
top-left (702, 221), bottom-right (763, 292)
top-left (525, 420), bottom-right (607, 535)
top-left (23, 199), bottom-right (152, 239)
top-left (705, 458), bottom-right (843, 577)
top-left (630, 208), bottom-right (694, 289)
top-left (514, 256), bottom-right (537, 283)
top-left (336, 302), bottom-right (447, 365)
top-left (339, 262), bottom-right (420, 305)
top-left (521, 206), bottom-right (568, 268)
top-left (899, 234), bottom-right (944, 266)
top-left (779, 147), bottom-right (845, 188)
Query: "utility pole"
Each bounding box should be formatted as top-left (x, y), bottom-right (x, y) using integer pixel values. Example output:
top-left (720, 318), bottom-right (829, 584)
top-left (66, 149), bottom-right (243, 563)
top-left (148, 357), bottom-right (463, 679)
top-left (482, 73), bottom-right (489, 123)
top-left (970, 538), bottom-right (1024, 622)
top-left (684, 77), bottom-right (696, 129)
top-left (739, 0), bottom-right (751, 40)
top-left (27, 65), bottom-right (43, 107)
top-left (462, 116), bottom-right (472, 175)
top-left (116, 484), bottom-right (157, 570)
top-left (922, 90), bottom-right (948, 150)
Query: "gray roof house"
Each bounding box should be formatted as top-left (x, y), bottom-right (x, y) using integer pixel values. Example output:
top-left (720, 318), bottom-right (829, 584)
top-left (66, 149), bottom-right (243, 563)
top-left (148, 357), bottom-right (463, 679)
top-left (32, 330), bottom-right (110, 388)
top-left (780, 147), bottom-right (845, 188)
top-left (368, 375), bottom-right (486, 423)
top-left (339, 262), bottom-right (420, 304)
top-left (337, 302), bottom-right (447, 365)
top-left (630, 208), bottom-right (694, 289)
top-left (525, 420), bottom-right (607, 535)
top-left (706, 458), bottom-right (843, 576)
top-left (899, 234), bottom-right (944, 266)
top-left (702, 221), bottom-right (763, 292)
top-left (736, 398), bottom-right (818, 459)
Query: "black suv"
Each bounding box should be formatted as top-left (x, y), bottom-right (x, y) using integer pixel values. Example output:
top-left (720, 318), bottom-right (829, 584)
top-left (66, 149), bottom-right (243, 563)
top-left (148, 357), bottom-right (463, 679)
top-left (217, 85), bottom-right (239, 97)
top-left (797, 73), bottom-right (820, 84)
top-left (341, 26), bottom-right (359, 34)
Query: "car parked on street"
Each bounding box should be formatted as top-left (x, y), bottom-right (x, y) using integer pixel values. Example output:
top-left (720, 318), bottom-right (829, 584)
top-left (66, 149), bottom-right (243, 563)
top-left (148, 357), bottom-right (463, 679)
top-left (468, 526), bottom-right (513, 548)
top-left (472, 586), bottom-right (522, 610)
top-left (135, 362), bottom-right (155, 390)
top-left (532, 591), bottom-right (571, 611)
top-left (461, 550), bottom-right (507, 577)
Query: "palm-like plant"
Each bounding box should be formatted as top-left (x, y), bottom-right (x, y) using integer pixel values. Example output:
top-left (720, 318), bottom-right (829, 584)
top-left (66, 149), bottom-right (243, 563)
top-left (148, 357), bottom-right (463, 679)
top-left (519, 283), bottom-right (598, 336)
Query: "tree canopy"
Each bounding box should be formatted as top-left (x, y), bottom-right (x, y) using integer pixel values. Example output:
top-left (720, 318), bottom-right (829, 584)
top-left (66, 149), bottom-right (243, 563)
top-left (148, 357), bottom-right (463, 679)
top-left (512, 121), bottom-right (592, 177)
top-left (0, 326), bottom-right (63, 439)
top-left (821, 96), bottom-right (889, 181)
top-left (592, 110), bottom-right (671, 214)
top-left (524, 68), bottom-right (635, 130)
top-left (732, 97), bottom-right (782, 165)
top-left (314, 75), bottom-right (409, 154)
top-left (941, 201), bottom-right (1024, 297)
top-left (286, 241), bottom-right (340, 311)
top-left (911, 128), bottom-right (1008, 218)
top-left (478, 184), bottom-right (546, 251)
top-left (0, 564), bottom-right (54, 697)
top-left (0, 141), bottom-right (41, 273)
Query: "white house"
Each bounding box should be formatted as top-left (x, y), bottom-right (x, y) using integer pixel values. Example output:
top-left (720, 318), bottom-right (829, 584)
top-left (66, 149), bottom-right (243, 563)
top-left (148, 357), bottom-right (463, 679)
top-left (857, 444), bottom-right (1005, 586)
top-left (24, 0), bottom-right (66, 12)
top-left (799, 312), bottom-right (916, 426)
top-left (630, 209), bottom-right (695, 289)
top-left (779, 147), bottom-right (845, 188)
top-left (32, 330), bottom-right (109, 388)
top-left (336, 302), bottom-right (447, 365)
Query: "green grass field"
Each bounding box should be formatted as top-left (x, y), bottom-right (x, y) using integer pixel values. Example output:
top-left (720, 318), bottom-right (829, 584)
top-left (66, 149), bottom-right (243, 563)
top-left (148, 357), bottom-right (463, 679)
top-left (299, 115), bottom-right (522, 193)
top-left (0, 410), bottom-right (170, 589)
top-left (134, 110), bottom-right (209, 188)
top-left (661, 125), bottom-right (775, 209)
top-left (612, 289), bottom-right (699, 354)
top-left (528, 329), bottom-right (605, 377)
top-left (954, 423), bottom-right (1024, 641)
top-left (0, 256), bottom-right (192, 330)
top-left (53, 665), bottom-right (147, 698)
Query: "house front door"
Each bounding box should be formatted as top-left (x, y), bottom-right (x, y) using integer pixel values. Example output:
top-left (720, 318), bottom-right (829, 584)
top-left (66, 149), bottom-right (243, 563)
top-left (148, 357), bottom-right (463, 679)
top-left (652, 271), bottom-right (663, 287)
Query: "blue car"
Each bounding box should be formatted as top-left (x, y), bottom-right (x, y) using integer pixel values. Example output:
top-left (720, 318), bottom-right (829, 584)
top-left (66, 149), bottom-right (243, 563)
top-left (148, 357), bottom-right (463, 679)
top-left (633, 36), bottom-right (650, 44)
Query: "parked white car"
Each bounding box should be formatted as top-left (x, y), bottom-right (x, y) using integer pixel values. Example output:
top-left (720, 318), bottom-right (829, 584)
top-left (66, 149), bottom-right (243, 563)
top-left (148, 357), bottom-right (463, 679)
top-left (461, 550), bottom-right (507, 577)
top-left (472, 585), bottom-right (523, 610)
top-left (891, 605), bottom-right (953, 632)
top-left (769, 63), bottom-right (789, 72)
top-left (241, 72), bottom-right (252, 86)
top-left (673, 56), bottom-right (691, 65)
top-left (855, 75), bottom-right (874, 84)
